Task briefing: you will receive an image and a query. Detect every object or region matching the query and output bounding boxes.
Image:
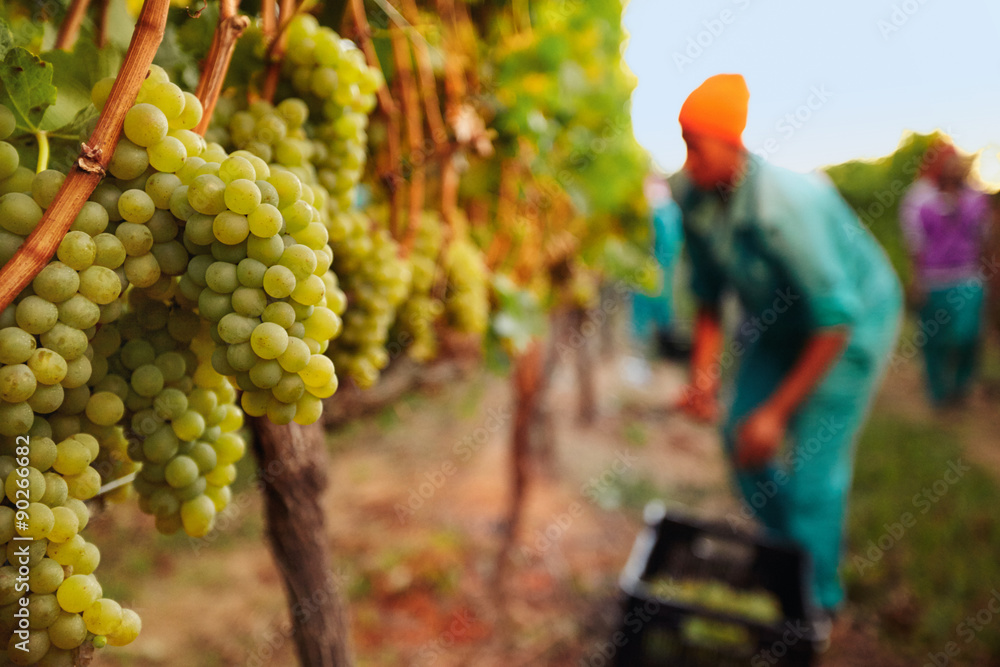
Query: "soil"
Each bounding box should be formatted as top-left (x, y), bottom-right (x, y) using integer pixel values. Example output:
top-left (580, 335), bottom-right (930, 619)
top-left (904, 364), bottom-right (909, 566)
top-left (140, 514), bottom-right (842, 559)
top-left (91, 342), bottom-right (990, 667)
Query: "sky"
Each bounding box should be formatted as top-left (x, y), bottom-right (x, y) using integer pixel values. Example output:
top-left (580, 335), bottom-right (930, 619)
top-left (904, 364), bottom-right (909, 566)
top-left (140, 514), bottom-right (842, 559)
top-left (622, 0), bottom-right (1000, 184)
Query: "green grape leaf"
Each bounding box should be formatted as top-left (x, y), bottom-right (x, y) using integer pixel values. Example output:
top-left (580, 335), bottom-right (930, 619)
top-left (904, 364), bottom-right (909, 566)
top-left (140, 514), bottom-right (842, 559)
top-left (0, 47), bottom-right (57, 134)
top-left (6, 105), bottom-right (99, 174)
top-left (104, 0), bottom-right (138, 52)
top-left (49, 106), bottom-right (99, 170)
top-left (0, 20), bottom-right (14, 60)
top-left (176, 3), bottom-right (218, 63)
top-left (154, 22), bottom-right (202, 91)
top-left (43, 40), bottom-right (121, 132)
top-left (489, 274), bottom-right (546, 354)
top-left (224, 26), bottom-right (265, 92)
top-left (50, 105), bottom-right (99, 140)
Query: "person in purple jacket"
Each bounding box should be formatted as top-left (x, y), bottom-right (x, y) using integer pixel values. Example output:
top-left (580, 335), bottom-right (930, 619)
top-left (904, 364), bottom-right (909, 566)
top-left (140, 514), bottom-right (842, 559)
top-left (901, 144), bottom-right (991, 406)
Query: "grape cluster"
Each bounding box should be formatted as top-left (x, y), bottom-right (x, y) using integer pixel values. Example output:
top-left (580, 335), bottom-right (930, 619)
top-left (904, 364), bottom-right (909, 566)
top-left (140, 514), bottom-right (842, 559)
top-left (326, 211), bottom-right (410, 387)
top-left (99, 293), bottom-right (245, 538)
top-left (176, 153), bottom-right (343, 424)
top-left (443, 237), bottom-right (490, 335)
top-left (0, 108), bottom-right (35, 200)
top-left (283, 14), bottom-right (380, 215)
top-left (281, 16), bottom-right (493, 367)
top-left (88, 66), bottom-right (208, 291)
top-left (0, 98), bottom-right (142, 662)
top-left (212, 19), bottom-right (407, 389)
top-left (393, 211), bottom-right (445, 362)
top-left (277, 17), bottom-right (417, 387)
top-left (0, 105), bottom-right (19, 192)
top-left (95, 67), bottom-right (342, 427)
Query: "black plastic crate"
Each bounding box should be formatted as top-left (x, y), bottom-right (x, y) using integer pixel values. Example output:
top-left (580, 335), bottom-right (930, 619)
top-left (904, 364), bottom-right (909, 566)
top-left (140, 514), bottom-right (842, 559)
top-left (613, 503), bottom-right (818, 667)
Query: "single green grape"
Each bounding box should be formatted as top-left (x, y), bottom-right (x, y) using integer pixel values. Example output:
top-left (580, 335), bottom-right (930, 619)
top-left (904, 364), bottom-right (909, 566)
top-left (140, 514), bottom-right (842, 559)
top-left (124, 103), bottom-right (169, 147)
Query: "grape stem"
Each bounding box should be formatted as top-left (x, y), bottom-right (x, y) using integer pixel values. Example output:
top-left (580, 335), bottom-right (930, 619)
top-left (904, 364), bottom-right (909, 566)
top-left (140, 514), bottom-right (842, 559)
top-left (400, 0), bottom-right (448, 153)
top-left (435, 0), bottom-right (468, 238)
top-left (54, 0), bottom-right (93, 51)
top-left (513, 0), bottom-right (532, 35)
top-left (486, 158), bottom-right (518, 271)
top-left (96, 0), bottom-right (111, 48)
top-left (74, 642), bottom-right (96, 666)
top-left (449, 0), bottom-right (482, 95)
top-left (0, 0), bottom-right (172, 314)
top-left (35, 130), bottom-right (49, 173)
top-left (261, 0), bottom-right (294, 103)
top-left (391, 23), bottom-right (423, 256)
top-left (261, 0), bottom-right (277, 40)
top-left (349, 0), bottom-right (402, 234)
top-left (193, 0), bottom-right (249, 136)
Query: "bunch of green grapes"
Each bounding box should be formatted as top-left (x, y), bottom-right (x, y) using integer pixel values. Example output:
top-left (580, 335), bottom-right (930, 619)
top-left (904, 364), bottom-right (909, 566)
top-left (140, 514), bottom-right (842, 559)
top-left (87, 65), bottom-right (208, 292)
top-left (174, 152), bottom-right (342, 424)
top-left (96, 68), bottom-right (341, 426)
top-left (326, 210), bottom-right (410, 387)
top-left (279, 17), bottom-right (419, 386)
top-left (0, 100), bottom-right (142, 662)
top-left (282, 14), bottom-right (380, 215)
top-left (393, 211), bottom-right (445, 362)
top-left (0, 109), bottom-right (36, 200)
top-left (0, 105), bottom-right (19, 193)
top-left (98, 291), bottom-right (244, 538)
top-left (443, 237), bottom-right (490, 335)
top-left (224, 98), bottom-right (320, 193)
top-left (215, 31), bottom-right (399, 390)
top-left (1, 433), bottom-right (141, 663)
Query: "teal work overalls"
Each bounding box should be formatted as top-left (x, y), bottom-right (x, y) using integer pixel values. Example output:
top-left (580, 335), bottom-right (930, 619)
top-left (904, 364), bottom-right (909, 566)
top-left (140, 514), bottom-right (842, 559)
top-left (672, 157), bottom-right (902, 611)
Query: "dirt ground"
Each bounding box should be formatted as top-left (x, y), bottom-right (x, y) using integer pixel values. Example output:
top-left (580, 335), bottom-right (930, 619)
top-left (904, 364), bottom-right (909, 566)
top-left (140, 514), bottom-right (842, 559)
top-left (89, 339), bottom-right (987, 667)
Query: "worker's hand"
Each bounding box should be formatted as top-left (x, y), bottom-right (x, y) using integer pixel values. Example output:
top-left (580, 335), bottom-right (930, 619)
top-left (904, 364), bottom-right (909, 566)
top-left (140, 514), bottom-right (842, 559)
top-left (736, 405), bottom-right (787, 469)
top-left (676, 383), bottom-right (720, 423)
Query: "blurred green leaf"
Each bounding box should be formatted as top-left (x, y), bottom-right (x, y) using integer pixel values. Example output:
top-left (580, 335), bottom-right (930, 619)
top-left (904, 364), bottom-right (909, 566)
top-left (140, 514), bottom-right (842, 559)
top-left (0, 47), bottom-right (57, 133)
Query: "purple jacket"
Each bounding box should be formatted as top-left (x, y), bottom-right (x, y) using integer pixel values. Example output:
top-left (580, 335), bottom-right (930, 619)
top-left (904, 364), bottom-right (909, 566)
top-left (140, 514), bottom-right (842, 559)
top-left (901, 181), bottom-right (990, 287)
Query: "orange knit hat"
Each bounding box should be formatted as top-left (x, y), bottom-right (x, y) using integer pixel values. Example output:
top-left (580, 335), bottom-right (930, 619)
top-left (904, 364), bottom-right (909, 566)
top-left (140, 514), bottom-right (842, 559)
top-left (678, 74), bottom-right (749, 146)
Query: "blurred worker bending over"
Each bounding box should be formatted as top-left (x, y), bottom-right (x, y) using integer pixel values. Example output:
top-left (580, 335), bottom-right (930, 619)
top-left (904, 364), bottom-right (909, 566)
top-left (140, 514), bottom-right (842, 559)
top-left (670, 74), bottom-right (902, 642)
